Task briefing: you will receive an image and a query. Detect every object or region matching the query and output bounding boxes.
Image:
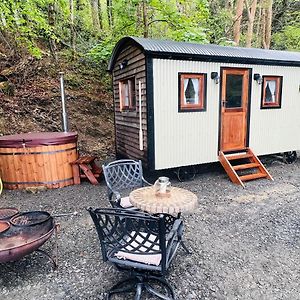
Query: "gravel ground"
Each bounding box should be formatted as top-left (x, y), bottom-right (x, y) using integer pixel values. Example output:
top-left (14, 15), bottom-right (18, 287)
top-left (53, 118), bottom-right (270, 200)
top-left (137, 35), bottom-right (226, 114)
top-left (1, 155), bottom-right (300, 300)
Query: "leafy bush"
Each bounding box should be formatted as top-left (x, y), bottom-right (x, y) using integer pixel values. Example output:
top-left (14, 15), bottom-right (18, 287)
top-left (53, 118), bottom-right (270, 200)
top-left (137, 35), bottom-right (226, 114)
top-left (273, 26), bottom-right (300, 51)
top-left (87, 38), bottom-right (116, 64)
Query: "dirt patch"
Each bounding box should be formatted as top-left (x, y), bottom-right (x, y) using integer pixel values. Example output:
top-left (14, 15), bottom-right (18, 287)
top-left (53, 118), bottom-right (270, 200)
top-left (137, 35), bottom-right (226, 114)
top-left (230, 183), bottom-right (299, 203)
top-left (0, 52), bottom-right (114, 161)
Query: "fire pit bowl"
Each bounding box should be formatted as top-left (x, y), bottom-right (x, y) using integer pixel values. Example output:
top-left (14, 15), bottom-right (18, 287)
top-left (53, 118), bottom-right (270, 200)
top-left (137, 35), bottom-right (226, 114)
top-left (0, 221), bottom-right (10, 234)
top-left (0, 211), bottom-right (56, 264)
top-left (0, 207), bottom-right (19, 221)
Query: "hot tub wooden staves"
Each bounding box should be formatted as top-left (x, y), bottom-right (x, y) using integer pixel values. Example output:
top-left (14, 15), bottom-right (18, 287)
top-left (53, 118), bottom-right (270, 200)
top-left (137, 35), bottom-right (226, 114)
top-left (0, 132), bottom-right (78, 189)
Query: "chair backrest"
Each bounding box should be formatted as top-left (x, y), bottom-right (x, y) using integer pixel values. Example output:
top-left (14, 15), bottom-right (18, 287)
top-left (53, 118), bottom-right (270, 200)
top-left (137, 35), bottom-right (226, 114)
top-left (102, 159), bottom-right (144, 196)
top-left (88, 208), bottom-right (168, 272)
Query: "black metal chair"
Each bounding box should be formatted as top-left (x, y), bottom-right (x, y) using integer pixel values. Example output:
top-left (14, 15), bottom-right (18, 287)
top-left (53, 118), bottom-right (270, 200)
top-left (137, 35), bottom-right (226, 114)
top-left (102, 159), bottom-right (151, 209)
top-left (88, 207), bottom-right (182, 299)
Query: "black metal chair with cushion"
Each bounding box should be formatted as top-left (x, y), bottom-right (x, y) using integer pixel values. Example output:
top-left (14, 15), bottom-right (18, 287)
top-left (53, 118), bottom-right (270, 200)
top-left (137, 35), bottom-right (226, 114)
top-left (102, 159), bottom-right (151, 209)
top-left (88, 207), bottom-right (182, 300)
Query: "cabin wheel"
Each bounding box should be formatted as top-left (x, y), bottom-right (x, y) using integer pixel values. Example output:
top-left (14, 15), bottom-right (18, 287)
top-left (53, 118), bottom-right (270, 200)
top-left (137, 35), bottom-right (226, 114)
top-left (282, 151), bottom-right (297, 164)
top-left (176, 166), bottom-right (196, 182)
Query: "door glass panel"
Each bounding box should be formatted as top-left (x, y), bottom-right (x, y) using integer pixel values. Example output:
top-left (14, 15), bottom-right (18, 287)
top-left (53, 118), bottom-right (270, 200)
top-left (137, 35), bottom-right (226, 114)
top-left (225, 74), bottom-right (243, 108)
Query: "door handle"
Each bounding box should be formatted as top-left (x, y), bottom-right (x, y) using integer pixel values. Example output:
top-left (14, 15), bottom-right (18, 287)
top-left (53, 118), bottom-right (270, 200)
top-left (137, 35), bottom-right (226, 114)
top-left (222, 100), bottom-right (227, 107)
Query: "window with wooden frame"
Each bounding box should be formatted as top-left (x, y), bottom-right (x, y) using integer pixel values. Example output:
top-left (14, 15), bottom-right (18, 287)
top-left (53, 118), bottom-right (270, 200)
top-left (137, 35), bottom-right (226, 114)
top-left (261, 76), bottom-right (283, 109)
top-left (119, 77), bottom-right (136, 111)
top-left (179, 73), bottom-right (207, 112)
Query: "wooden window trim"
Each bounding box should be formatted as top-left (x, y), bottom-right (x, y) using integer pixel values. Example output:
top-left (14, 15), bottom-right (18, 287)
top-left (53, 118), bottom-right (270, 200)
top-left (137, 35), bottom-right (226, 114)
top-left (119, 77), bottom-right (136, 112)
top-left (261, 76), bottom-right (283, 109)
top-left (178, 73), bottom-right (207, 112)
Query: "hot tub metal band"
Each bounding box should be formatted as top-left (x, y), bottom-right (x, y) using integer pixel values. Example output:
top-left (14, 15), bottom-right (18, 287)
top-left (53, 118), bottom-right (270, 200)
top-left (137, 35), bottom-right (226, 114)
top-left (0, 146), bottom-right (77, 156)
top-left (2, 177), bottom-right (74, 185)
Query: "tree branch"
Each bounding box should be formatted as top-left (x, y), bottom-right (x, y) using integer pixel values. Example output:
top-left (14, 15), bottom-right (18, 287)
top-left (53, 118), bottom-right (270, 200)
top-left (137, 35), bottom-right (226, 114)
top-left (0, 30), bottom-right (12, 50)
top-left (148, 19), bottom-right (176, 28)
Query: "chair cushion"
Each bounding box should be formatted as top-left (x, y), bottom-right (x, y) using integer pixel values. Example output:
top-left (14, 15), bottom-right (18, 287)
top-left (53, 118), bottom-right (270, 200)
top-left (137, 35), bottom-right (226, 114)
top-left (120, 196), bottom-right (133, 208)
top-left (115, 231), bottom-right (162, 266)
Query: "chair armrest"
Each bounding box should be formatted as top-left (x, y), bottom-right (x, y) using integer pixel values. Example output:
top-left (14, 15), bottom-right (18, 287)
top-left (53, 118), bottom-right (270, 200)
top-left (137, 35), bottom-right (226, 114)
top-left (110, 191), bottom-right (122, 206)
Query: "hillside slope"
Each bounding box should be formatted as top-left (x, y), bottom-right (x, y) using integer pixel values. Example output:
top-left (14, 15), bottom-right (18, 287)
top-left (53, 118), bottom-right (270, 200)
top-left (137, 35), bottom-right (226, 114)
top-left (0, 48), bottom-right (115, 162)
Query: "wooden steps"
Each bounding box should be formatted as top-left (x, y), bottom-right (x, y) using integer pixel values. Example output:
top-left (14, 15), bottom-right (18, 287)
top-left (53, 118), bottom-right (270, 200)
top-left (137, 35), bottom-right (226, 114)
top-left (71, 156), bottom-right (102, 185)
top-left (239, 172), bottom-right (267, 182)
top-left (227, 153), bottom-right (252, 161)
top-left (233, 163), bottom-right (260, 171)
top-left (218, 148), bottom-right (273, 187)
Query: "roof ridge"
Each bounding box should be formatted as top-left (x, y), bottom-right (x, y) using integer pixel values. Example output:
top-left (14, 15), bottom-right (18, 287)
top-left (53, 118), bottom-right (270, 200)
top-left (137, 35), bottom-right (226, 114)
top-left (108, 36), bottom-right (300, 71)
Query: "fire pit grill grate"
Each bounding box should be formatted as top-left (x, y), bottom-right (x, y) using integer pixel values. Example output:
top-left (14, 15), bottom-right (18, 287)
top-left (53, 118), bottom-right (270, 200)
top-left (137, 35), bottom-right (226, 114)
top-left (10, 211), bottom-right (51, 226)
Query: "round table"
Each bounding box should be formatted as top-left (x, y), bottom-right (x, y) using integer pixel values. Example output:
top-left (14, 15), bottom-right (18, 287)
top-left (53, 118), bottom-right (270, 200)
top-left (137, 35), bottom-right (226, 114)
top-left (129, 186), bottom-right (198, 214)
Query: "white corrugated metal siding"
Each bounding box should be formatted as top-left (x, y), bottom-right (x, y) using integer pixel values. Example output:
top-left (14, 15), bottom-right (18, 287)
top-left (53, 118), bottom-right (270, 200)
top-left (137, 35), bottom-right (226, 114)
top-left (249, 65), bottom-right (300, 155)
top-left (152, 59), bottom-right (300, 170)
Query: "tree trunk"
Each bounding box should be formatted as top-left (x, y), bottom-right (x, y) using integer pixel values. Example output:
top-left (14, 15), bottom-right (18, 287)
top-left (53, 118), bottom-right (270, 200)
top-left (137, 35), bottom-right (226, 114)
top-left (69, 0), bottom-right (76, 59)
top-left (245, 0), bottom-right (257, 47)
top-left (97, 0), bottom-right (103, 29)
top-left (90, 0), bottom-right (101, 32)
top-left (176, 0), bottom-right (185, 13)
top-left (106, 0), bottom-right (113, 29)
top-left (76, 0), bottom-right (81, 11)
top-left (264, 0), bottom-right (273, 49)
top-left (136, 2), bottom-right (142, 31)
top-left (255, 2), bottom-right (262, 47)
top-left (261, 4), bottom-right (267, 48)
top-left (142, 0), bottom-right (148, 38)
top-left (48, 3), bottom-right (58, 61)
top-left (225, 0), bottom-right (234, 10)
top-left (233, 0), bottom-right (244, 45)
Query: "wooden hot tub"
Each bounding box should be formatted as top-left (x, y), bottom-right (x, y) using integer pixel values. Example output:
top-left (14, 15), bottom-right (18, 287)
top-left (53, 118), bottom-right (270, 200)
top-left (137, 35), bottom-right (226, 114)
top-left (0, 132), bottom-right (78, 190)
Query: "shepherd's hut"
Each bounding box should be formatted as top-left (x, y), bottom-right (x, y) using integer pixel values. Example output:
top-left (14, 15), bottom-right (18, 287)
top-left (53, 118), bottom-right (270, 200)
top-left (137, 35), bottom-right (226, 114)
top-left (108, 36), bottom-right (300, 186)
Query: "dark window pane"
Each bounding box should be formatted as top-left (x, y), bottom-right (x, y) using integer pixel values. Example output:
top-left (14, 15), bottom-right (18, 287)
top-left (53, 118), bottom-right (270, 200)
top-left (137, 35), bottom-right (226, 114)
top-left (129, 79), bottom-right (136, 107)
top-left (225, 74), bottom-right (243, 108)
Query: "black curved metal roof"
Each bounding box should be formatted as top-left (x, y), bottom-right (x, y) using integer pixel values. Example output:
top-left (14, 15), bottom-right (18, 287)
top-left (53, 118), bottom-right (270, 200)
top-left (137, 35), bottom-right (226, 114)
top-left (108, 36), bottom-right (300, 71)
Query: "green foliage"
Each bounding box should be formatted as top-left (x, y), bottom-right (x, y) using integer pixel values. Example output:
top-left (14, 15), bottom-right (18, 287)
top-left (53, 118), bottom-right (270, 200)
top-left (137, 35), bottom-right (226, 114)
top-left (0, 0), bottom-right (54, 58)
top-left (87, 0), bottom-right (210, 64)
top-left (272, 3), bottom-right (300, 51)
top-left (273, 26), bottom-right (300, 51)
top-left (148, 0), bottom-right (209, 43)
top-left (207, 6), bottom-right (234, 45)
top-left (0, 0), bottom-right (299, 63)
top-left (87, 37), bottom-right (115, 63)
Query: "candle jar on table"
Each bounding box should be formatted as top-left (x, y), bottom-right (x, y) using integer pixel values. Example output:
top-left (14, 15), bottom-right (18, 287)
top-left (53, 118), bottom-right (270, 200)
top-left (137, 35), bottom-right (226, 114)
top-left (154, 177), bottom-right (171, 196)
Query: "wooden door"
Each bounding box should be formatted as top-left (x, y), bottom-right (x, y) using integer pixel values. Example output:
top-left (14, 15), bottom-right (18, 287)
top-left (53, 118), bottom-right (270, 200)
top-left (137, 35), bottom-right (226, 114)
top-left (220, 68), bottom-right (250, 152)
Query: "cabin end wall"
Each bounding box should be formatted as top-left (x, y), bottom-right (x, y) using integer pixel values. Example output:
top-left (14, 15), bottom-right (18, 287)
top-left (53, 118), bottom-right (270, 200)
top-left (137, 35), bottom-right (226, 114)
top-left (112, 43), bottom-right (148, 165)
